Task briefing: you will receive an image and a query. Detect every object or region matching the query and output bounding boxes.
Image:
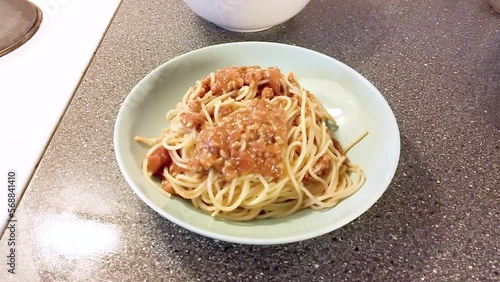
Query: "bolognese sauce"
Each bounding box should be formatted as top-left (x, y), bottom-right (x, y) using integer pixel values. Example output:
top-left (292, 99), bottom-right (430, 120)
top-left (190, 99), bottom-right (287, 181)
top-left (202, 66), bottom-right (283, 97)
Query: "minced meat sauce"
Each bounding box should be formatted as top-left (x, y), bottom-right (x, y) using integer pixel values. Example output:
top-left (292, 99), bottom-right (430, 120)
top-left (180, 66), bottom-right (284, 130)
top-left (146, 66), bottom-right (336, 188)
top-left (190, 99), bottom-right (287, 181)
top-left (200, 66), bottom-right (283, 97)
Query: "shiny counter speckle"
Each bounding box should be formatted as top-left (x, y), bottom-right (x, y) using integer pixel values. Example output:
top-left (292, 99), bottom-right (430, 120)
top-left (1, 0), bottom-right (499, 281)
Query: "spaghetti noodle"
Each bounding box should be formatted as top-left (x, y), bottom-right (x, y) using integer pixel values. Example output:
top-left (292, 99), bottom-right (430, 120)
top-left (135, 66), bottom-right (366, 221)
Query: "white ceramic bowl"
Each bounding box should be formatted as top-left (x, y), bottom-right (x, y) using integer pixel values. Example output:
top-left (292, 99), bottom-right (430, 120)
top-left (182, 0), bottom-right (311, 32)
top-left (114, 42), bottom-right (400, 245)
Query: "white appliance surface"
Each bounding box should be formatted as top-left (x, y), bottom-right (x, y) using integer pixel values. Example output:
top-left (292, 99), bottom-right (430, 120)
top-left (0, 0), bottom-right (121, 232)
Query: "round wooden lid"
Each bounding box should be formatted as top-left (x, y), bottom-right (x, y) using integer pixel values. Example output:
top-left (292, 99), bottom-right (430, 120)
top-left (0, 0), bottom-right (43, 57)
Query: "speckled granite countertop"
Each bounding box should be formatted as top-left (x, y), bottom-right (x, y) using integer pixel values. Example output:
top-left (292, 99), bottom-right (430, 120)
top-left (2, 0), bottom-right (499, 281)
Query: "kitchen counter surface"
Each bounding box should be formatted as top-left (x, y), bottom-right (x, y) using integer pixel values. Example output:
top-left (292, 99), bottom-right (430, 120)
top-left (1, 0), bottom-right (499, 281)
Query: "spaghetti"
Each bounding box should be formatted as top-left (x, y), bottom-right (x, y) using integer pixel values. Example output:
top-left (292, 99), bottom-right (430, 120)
top-left (135, 66), bottom-right (366, 221)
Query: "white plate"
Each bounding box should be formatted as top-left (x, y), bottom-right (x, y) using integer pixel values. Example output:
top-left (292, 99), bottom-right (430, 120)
top-left (114, 42), bottom-right (400, 245)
